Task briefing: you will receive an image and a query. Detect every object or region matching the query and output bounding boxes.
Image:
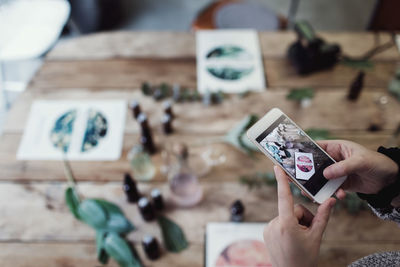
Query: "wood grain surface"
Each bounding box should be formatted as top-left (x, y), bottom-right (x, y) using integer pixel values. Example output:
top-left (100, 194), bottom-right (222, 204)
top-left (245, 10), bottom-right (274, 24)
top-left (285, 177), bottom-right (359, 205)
top-left (1, 31), bottom-right (400, 267)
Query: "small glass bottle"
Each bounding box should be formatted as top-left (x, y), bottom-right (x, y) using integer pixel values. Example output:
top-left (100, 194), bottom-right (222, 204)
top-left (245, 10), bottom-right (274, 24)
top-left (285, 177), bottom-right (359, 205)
top-left (123, 173), bottom-right (141, 203)
top-left (138, 197), bottom-right (155, 221)
top-left (142, 235), bottom-right (161, 260)
top-left (128, 145), bottom-right (156, 181)
top-left (137, 113), bottom-right (157, 154)
top-left (161, 114), bottom-right (173, 135)
top-left (230, 200), bottom-right (245, 222)
top-left (168, 143), bottom-right (203, 207)
top-left (129, 100), bottom-right (141, 119)
top-left (163, 101), bottom-right (174, 119)
top-left (151, 188), bottom-right (164, 211)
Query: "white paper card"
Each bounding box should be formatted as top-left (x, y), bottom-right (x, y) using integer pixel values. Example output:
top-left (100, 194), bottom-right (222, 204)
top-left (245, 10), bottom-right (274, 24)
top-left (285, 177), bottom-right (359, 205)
top-left (206, 222), bottom-right (270, 267)
top-left (196, 30), bottom-right (266, 94)
top-left (17, 100), bottom-right (126, 161)
top-left (294, 152), bottom-right (315, 180)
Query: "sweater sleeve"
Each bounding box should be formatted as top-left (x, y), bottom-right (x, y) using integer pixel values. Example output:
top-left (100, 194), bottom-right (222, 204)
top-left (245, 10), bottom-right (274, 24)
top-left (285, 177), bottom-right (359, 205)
top-left (363, 147), bottom-right (400, 224)
top-left (368, 205), bottom-right (400, 225)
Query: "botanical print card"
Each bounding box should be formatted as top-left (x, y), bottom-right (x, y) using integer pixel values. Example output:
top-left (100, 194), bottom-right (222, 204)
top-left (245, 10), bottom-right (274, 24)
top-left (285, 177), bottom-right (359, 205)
top-left (17, 100), bottom-right (126, 161)
top-left (206, 223), bottom-right (271, 267)
top-left (196, 30), bottom-right (266, 94)
top-left (294, 152), bottom-right (315, 181)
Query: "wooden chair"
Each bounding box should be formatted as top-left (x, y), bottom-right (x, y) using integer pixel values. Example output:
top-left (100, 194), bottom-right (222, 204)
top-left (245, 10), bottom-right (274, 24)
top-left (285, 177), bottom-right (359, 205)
top-left (192, 0), bottom-right (287, 30)
top-left (368, 0), bottom-right (400, 31)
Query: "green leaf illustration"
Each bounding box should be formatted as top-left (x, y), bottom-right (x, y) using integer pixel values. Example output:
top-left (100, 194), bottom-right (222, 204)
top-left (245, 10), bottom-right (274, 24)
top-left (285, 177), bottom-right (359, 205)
top-left (78, 199), bottom-right (108, 229)
top-left (104, 232), bottom-right (142, 267)
top-left (96, 231), bottom-right (109, 264)
top-left (158, 215), bottom-right (188, 253)
top-left (65, 187), bottom-right (81, 220)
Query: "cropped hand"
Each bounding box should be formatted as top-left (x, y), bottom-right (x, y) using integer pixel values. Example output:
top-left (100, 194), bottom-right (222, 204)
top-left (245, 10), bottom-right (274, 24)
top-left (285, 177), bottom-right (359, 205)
top-left (263, 166), bottom-right (336, 267)
top-left (318, 140), bottom-right (398, 197)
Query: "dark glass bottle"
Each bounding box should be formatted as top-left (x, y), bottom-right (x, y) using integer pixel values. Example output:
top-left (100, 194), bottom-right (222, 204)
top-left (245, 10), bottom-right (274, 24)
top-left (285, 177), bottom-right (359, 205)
top-left (129, 100), bottom-right (141, 119)
top-left (348, 71), bottom-right (365, 101)
top-left (123, 173), bottom-right (141, 203)
top-left (137, 113), bottom-right (156, 154)
top-left (161, 114), bottom-right (173, 135)
top-left (142, 235), bottom-right (161, 260)
top-left (151, 188), bottom-right (164, 211)
top-left (163, 101), bottom-right (174, 119)
top-left (138, 197), bottom-right (155, 221)
top-left (230, 199), bottom-right (245, 222)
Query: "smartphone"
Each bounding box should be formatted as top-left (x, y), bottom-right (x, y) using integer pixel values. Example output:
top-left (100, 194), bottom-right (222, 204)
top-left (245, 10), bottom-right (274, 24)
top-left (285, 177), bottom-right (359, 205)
top-left (246, 108), bottom-right (346, 204)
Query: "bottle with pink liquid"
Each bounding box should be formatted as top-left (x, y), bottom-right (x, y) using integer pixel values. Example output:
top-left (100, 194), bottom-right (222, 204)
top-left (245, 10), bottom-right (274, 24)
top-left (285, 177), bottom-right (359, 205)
top-left (168, 143), bottom-right (203, 207)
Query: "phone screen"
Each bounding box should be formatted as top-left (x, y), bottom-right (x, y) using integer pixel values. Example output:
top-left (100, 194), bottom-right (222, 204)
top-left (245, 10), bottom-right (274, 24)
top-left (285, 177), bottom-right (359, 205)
top-left (256, 115), bottom-right (334, 196)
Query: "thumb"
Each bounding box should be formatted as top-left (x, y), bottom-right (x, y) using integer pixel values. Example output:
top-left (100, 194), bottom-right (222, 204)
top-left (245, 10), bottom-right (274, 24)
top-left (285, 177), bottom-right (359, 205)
top-left (311, 198), bottom-right (336, 237)
top-left (323, 157), bottom-right (361, 179)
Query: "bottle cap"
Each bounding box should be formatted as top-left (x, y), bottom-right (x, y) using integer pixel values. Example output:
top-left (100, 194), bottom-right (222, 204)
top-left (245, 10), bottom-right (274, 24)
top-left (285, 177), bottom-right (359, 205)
top-left (137, 113), bottom-right (147, 123)
top-left (161, 114), bottom-right (171, 123)
top-left (138, 197), bottom-right (150, 207)
top-left (151, 188), bottom-right (161, 198)
top-left (129, 100), bottom-right (139, 109)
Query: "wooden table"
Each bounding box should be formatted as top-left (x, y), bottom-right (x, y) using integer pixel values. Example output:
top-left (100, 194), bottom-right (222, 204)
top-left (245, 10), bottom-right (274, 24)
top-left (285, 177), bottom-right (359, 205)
top-left (1, 32), bottom-right (400, 267)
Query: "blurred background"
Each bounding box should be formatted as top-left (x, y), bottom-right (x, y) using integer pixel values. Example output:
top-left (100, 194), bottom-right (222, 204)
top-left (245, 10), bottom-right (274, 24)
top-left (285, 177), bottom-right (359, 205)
top-left (0, 0), bottom-right (399, 134)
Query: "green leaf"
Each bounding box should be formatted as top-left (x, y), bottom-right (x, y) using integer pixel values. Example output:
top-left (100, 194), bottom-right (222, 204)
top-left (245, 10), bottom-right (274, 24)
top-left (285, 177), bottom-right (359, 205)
top-left (305, 128), bottom-right (333, 140)
top-left (286, 88), bottom-right (315, 101)
top-left (103, 232), bottom-right (142, 267)
top-left (158, 215), bottom-right (188, 253)
top-left (65, 187), bottom-right (81, 220)
top-left (78, 199), bottom-right (108, 229)
top-left (388, 78), bottom-right (400, 101)
top-left (341, 57), bottom-right (374, 70)
top-left (96, 231), bottom-right (109, 264)
top-left (225, 114), bottom-right (259, 154)
top-left (141, 82), bottom-right (153, 96)
top-left (94, 199), bottom-right (135, 234)
top-left (239, 172), bottom-right (276, 190)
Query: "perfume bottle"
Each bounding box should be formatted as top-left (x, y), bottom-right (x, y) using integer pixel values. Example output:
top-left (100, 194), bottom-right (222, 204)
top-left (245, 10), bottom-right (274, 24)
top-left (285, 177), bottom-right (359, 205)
top-left (168, 143), bottom-right (203, 207)
top-left (127, 145), bottom-right (156, 181)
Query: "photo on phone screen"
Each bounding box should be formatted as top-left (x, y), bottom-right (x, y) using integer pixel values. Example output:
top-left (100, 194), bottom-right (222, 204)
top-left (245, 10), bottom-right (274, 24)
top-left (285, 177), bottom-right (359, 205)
top-left (255, 115), bottom-right (334, 196)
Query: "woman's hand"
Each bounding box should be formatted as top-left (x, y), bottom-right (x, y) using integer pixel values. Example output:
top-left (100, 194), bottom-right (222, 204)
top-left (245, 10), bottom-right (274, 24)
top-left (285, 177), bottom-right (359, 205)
top-left (318, 140), bottom-right (399, 197)
top-left (264, 166), bottom-right (336, 267)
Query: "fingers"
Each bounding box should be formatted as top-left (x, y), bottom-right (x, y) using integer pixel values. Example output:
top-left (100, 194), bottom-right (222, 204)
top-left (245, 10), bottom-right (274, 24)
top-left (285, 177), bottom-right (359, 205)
top-left (294, 204), bottom-right (314, 227)
top-left (335, 188), bottom-right (346, 200)
top-left (317, 140), bottom-right (346, 161)
top-left (311, 197), bottom-right (336, 237)
top-left (323, 157), bottom-right (361, 179)
top-left (274, 165), bottom-right (294, 220)
top-left (316, 140), bottom-right (329, 150)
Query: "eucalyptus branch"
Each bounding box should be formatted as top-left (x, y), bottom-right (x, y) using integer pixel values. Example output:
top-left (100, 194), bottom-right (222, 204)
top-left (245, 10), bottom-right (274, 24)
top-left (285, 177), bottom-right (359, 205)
top-left (63, 159), bottom-right (77, 188)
